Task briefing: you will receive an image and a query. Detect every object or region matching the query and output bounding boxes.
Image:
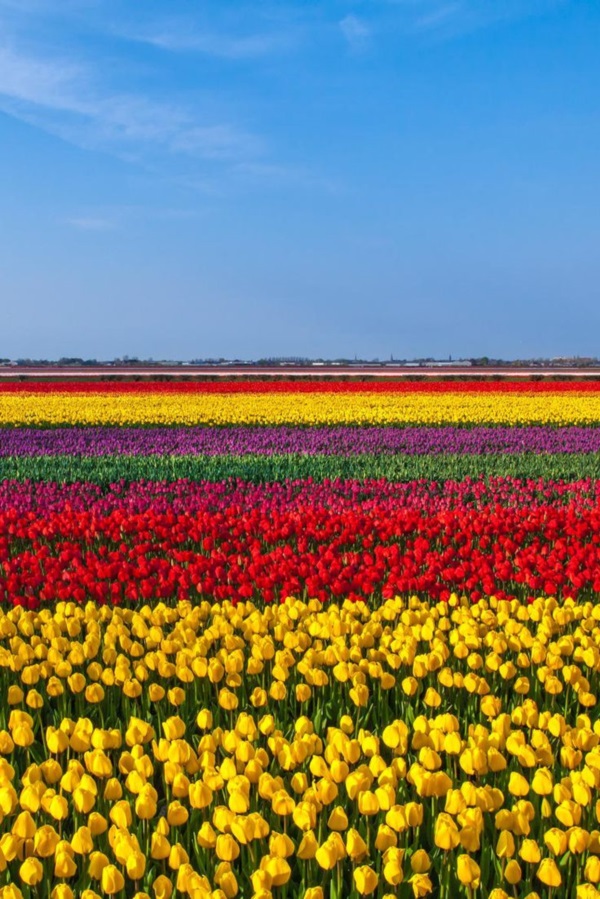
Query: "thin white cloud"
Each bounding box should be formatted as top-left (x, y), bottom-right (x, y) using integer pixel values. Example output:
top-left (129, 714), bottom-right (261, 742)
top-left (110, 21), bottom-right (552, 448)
top-left (408, 0), bottom-right (564, 38)
top-left (339, 14), bottom-right (371, 51)
top-left (414, 3), bottom-right (462, 30)
top-left (0, 44), bottom-right (84, 111)
top-left (63, 216), bottom-right (117, 231)
top-left (62, 205), bottom-right (203, 230)
top-left (365, 0), bottom-right (563, 39)
top-left (170, 124), bottom-right (263, 160)
top-left (233, 161), bottom-right (340, 193)
top-left (0, 43), bottom-right (264, 163)
top-left (131, 27), bottom-right (290, 59)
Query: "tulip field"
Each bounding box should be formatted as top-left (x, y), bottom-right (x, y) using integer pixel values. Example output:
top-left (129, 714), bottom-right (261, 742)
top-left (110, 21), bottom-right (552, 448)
top-left (2, 379), bottom-right (600, 899)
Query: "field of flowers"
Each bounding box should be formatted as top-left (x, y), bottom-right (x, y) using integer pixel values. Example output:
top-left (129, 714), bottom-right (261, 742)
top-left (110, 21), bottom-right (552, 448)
top-left (1, 378), bottom-right (600, 899)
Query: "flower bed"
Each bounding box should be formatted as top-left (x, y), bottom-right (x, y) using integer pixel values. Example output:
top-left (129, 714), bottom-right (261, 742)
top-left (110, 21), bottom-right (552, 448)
top-left (0, 595), bottom-right (597, 899)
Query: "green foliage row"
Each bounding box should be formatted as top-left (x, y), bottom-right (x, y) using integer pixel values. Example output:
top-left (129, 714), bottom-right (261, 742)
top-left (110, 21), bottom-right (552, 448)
top-left (1, 453), bottom-right (600, 484)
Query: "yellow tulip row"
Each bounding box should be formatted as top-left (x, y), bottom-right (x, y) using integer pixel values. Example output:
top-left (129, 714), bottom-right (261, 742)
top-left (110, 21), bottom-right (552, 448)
top-left (0, 596), bottom-right (599, 899)
top-left (3, 391), bottom-right (600, 424)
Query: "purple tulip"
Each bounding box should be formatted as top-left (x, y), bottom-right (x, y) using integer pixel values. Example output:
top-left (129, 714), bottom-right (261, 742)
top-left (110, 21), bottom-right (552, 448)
top-left (3, 425), bottom-right (600, 456)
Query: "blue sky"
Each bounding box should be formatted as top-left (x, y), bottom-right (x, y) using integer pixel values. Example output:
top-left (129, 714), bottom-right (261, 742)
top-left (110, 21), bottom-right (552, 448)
top-left (1, 0), bottom-right (599, 360)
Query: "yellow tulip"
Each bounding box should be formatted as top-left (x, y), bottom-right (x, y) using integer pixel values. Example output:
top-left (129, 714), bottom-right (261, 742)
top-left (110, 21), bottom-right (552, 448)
top-left (19, 857), bottom-right (43, 886)
top-left (47, 794), bottom-right (69, 821)
top-left (297, 831), bottom-right (318, 860)
top-left (531, 768), bottom-right (553, 796)
top-left (50, 886), bottom-right (74, 899)
top-left (88, 813), bottom-right (108, 837)
top-left (496, 831), bottom-right (515, 859)
top-left (149, 833), bottom-right (170, 861)
top-left (166, 843), bottom-right (188, 871)
top-left (568, 828), bottom-right (590, 854)
top-left (101, 865), bottom-right (125, 895)
top-left (404, 802), bottom-right (424, 827)
top-left (189, 781), bottom-right (213, 809)
top-left (409, 873), bottom-right (433, 897)
top-left (71, 826), bottom-right (94, 855)
top-left (354, 865), bottom-right (379, 896)
top-left (135, 785), bottom-right (158, 819)
top-left (327, 806), bottom-right (349, 831)
top-left (197, 822), bottom-right (217, 850)
top-left (152, 874), bottom-right (173, 899)
top-left (88, 851), bottom-right (109, 880)
top-left (54, 850), bottom-right (78, 879)
top-left (345, 828), bottom-right (368, 861)
top-left (260, 855), bottom-right (291, 887)
top-left (585, 856), bottom-right (600, 884)
top-left (271, 790), bottom-right (295, 816)
top-left (8, 686), bottom-right (24, 704)
top-left (166, 801), bottom-right (189, 827)
top-left (374, 824), bottom-right (397, 852)
top-left (12, 725), bottom-right (34, 748)
top-left (85, 750), bottom-right (113, 779)
top-left (315, 840), bottom-right (338, 870)
top-left (218, 870), bottom-right (239, 899)
top-left (519, 840), bottom-right (541, 864)
top-left (85, 684), bottom-right (105, 704)
top-left (109, 800), bottom-right (132, 828)
top-left (33, 824), bottom-right (60, 857)
top-left (103, 779), bottom-right (123, 802)
top-left (459, 824), bottom-right (481, 853)
top-left (383, 854), bottom-right (404, 886)
top-left (504, 860), bottom-right (522, 885)
top-left (456, 855), bottom-right (481, 888)
top-left (508, 772), bottom-right (530, 797)
top-left (126, 851), bottom-right (146, 880)
top-left (215, 834), bottom-right (240, 862)
top-left (219, 688), bottom-right (239, 710)
top-left (536, 858), bottom-right (562, 888)
top-left (410, 850), bottom-right (431, 873)
top-left (12, 811), bottom-right (36, 840)
top-left (47, 727), bottom-right (69, 754)
top-left (434, 813), bottom-right (460, 851)
top-left (162, 716), bottom-right (186, 741)
top-left (269, 833), bottom-right (295, 858)
top-left (543, 828), bottom-right (567, 856)
top-left (358, 790), bottom-right (380, 816)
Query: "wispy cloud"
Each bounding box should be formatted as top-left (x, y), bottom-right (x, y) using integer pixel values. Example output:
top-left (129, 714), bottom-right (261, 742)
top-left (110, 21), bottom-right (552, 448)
top-left (63, 216), bottom-right (117, 231)
top-left (233, 161), bottom-right (340, 193)
top-left (129, 26), bottom-right (291, 60)
top-left (61, 204), bottom-right (204, 231)
top-left (372, 0), bottom-right (563, 40)
top-left (170, 124), bottom-right (263, 159)
top-left (414, 3), bottom-right (462, 31)
top-left (0, 43), bottom-right (263, 164)
top-left (407, 0), bottom-right (563, 38)
top-left (339, 15), bottom-right (371, 51)
top-left (0, 44), bottom-right (83, 111)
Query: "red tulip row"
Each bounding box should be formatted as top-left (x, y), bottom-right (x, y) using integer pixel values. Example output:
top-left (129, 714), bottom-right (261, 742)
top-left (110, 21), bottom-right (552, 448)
top-left (2, 479), bottom-right (600, 607)
top-left (2, 379), bottom-right (600, 394)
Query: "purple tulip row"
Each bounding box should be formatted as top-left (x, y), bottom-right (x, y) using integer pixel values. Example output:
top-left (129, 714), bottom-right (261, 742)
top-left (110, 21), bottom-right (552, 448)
top-left (2, 425), bottom-right (600, 456)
